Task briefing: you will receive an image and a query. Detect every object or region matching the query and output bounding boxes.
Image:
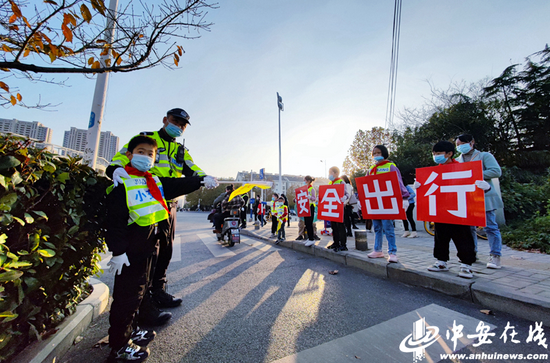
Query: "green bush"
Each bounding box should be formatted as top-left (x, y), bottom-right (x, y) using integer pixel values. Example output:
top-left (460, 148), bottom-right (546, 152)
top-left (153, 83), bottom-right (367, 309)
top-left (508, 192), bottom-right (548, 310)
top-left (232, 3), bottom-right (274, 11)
top-left (0, 135), bottom-right (108, 361)
top-left (502, 207), bottom-right (550, 253)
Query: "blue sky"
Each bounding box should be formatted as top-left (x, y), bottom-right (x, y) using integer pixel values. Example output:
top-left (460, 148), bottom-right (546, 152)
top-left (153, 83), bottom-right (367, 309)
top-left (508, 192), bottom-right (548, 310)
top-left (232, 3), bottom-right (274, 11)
top-left (3, 0), bottom-right (549, 178)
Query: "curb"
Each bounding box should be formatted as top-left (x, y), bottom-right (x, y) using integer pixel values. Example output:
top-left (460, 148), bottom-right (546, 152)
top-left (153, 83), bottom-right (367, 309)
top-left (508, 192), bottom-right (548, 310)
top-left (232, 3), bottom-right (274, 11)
top-left (12, 277), bottom-right (109, 363)
top-left (241, 229), bottom-right (550, 323)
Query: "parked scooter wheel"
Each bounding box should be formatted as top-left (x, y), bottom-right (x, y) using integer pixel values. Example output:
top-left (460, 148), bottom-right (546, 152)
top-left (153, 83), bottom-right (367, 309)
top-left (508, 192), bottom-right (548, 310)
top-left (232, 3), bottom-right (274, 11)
top-left (227, 230), bottom-right (235, 247)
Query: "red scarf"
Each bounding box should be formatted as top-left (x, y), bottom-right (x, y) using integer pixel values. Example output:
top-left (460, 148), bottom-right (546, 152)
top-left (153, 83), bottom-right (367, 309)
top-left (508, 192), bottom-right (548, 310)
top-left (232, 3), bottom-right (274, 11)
top-left (369, 160), bottom-right (390, 175)
top-left (331, 177), bottom-right (342, 184)
top-left (125, 165), bottom-right (170, 213)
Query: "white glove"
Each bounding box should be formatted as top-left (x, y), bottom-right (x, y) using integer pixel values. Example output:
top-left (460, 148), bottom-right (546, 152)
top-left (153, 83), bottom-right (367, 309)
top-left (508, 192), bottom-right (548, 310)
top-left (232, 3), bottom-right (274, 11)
top-left (202, 176), bottom-right (219, 189)
top-left (414, 181), bottom-right (421, 189)
top-left (113, 167), bottom-right (130, 187)
top-left (403, 200), bottom-right (410, 210)
top-left (340, 196), bottom-right (347, 203)
top-left (475, 180), bottom-right (491, 191)
top-left (107, 253), bottom-right (130, 275)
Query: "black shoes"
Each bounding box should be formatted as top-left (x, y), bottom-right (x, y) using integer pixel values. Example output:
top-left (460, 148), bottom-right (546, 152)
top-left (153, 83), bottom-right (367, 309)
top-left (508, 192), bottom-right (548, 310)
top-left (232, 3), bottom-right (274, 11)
top-left (313, 235), bottom-right (320, 240)
top-left (339, 246), bottom-right (348, 251)
top-left (109, 341), bottom-right (149, 362)
top-left (138, 293), bottom-right (172, 326)
top-left (295, 235), bottom-right (304, 241)
top-left (152, 289), bottom-right (182, 308)
top-left (346, 233), bottom-right (353, 237)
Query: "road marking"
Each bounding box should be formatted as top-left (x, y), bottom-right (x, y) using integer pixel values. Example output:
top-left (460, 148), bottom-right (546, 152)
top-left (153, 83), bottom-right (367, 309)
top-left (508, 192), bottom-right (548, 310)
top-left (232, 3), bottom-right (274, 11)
top-left (170, 234), bottom-right (182, 263)
top-left (240, 236), bottom-right (280, 253)
top-left (273, 304), bottom-right (496, 363)
top-left (198, 233), bottom-right (236, 258)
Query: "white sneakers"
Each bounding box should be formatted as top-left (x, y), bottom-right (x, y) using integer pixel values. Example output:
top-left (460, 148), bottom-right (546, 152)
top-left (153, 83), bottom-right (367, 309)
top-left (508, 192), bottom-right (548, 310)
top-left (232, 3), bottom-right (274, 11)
top-left (401, 231), bottom-right (410, 238)
top-left (427, 260), bottom-right (449, 272)
top-left (401, 231), bottom-right (418, 238)
top-left (408, 232), bottom-right (418, 238)
top-left (458, 264), bottom-right (474, 279)
top-left (304, 240), bottom-right (315, 247)
top-left (487, 254), bottom-right (502, 269)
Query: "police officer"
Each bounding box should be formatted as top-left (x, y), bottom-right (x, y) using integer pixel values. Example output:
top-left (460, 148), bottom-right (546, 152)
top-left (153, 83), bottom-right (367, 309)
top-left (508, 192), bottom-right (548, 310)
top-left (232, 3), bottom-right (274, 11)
top-left (107, 108), bottom-right (218, 326)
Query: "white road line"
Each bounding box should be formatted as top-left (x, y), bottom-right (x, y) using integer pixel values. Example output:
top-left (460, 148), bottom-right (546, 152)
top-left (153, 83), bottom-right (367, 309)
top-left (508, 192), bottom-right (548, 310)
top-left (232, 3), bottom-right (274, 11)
top-left (198, 233), bottom-right (236, 258)
top-left (240, 236), bottom-right (280, 253)
top-left (273, 303), bottom-right (496, 363)
top-left (170, 234), bottom-right (182, 263)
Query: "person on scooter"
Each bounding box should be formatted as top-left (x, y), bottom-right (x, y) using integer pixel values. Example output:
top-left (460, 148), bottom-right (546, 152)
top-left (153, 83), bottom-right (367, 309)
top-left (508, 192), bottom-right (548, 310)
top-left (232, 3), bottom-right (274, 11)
top-left (213, 184), bottom-right (244, 232)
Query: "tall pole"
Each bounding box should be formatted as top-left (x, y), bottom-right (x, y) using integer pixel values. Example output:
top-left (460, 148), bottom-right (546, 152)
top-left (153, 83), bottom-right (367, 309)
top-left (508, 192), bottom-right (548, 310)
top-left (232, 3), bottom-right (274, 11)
top-left (84, 0), bottom-right (119, 168)
top-left (277, 92), bottom-right (284, 195)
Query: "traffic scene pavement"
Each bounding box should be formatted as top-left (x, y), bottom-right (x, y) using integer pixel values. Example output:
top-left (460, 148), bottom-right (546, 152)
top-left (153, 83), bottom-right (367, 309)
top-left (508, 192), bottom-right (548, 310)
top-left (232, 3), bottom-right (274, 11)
top-left (32, 212), bottom-right (550, 363)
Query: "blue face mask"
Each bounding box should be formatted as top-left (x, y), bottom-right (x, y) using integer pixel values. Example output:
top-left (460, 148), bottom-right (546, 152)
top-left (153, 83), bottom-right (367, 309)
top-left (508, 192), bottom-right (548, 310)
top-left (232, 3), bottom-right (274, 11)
top-left (328, 175), bottom-right (335, 181)
top-left (433, 154), bottom-right (448, 165)
top-left (131, 154), bottom-right (154, 172)
top-left (165, 122), bottom-right (184, 138)
top-left (272, 197), bottom-right (276, 201)
top-left (373, 156), bottom-right (385, 162)
top-left (457, 143), bottom-right (472, 154)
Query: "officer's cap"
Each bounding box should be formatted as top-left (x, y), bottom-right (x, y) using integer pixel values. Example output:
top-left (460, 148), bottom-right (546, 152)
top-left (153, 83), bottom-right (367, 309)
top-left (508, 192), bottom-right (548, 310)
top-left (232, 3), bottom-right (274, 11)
top-left (167, 108), bottom-right (191, 124)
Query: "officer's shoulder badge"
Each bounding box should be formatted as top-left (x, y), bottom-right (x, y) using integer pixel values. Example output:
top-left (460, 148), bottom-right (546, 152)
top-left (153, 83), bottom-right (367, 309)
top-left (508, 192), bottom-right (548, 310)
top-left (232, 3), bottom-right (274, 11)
top-left (140, 131), bottom-right (155, 136)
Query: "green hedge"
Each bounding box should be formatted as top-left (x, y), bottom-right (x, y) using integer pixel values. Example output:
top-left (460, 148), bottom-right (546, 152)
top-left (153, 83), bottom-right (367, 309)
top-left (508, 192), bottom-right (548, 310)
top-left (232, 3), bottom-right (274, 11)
top-left (0, 135), bottom-right (108, 361)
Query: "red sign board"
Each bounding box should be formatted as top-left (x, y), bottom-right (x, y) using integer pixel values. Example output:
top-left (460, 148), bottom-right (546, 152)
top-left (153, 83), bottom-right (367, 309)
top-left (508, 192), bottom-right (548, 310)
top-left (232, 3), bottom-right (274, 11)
top-left (295, 185), bottom-right (311, 217)
top-left (318, 184), bottom-right (344, 223)
top-left (356, 172), bottom-right (407, 220)
top-left (416, 161), bottom-right (486, 226)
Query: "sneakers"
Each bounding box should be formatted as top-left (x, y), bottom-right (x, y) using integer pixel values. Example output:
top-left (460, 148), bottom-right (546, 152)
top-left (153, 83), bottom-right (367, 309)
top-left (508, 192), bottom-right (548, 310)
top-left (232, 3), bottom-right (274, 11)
top-left (401, 231), bottom-right (411, 238)
top-left (387, 254), bottom-right (398, 263)
top-left (427, 260), bottom-right (449, 272)
top-left (339, 246), bottom-right (348, 251)
top-left (109, 341), bottom-right (150, 362)
top-left (408, 232), bottom-right (418, 238)
top-left (459, 264), bottom-right (474, 279)
top-left (313, 235), bottom-right (321, 240)
top-left (326, 243), bottom-right (336, 249)
top-left (152, 289), bottom-right (182, 308)
top-left (295, 235), bottom-right (304, 241)
top-left (367, 251), bottom-right (384, 258)
top-left (270, 233), bottom-right (276, 238)
top-left (487, 254), bottom-right (502, 269)
top-left (304, 240), bottom-right (315, 247)
top-left (275, 239), bottom-right (281, 244)
top-left (130, 327), bottom-right (156, 346)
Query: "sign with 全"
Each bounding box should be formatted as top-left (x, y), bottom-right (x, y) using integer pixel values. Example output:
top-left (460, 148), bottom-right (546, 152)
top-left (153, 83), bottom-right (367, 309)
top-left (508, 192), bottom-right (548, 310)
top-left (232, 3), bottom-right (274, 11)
top-left (318, 184), bottom-right (344, 223)
top-left (416, 161), bottom-right (486, 226)
top-left (295, 185), bottom-right (311, 217)
top-left (356, 172), bottom-right (407, 220)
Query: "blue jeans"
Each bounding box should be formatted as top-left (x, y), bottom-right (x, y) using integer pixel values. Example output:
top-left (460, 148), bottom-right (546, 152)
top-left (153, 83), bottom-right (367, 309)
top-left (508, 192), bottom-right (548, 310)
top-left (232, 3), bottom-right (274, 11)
top-left (373, 219), bottom-right (396, 254)
top-left (471, 209), bottom-right (502, 256)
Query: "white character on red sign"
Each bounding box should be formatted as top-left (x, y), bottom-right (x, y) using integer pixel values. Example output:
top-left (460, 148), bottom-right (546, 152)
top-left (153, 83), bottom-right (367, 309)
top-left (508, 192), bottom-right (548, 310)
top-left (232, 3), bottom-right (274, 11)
top-left (320, 188), bottom-right (341, 218)
top-left (363, 179), bottom-right (400, 215)
top-left (296, 189), bottom-right (310, 216)
top-left (423, 170), bottom-right (475, 218)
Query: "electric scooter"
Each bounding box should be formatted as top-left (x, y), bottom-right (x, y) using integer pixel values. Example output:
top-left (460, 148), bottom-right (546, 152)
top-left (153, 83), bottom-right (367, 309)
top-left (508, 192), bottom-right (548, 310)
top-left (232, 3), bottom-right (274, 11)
top-left (215, 208), bottom-right (241, 247)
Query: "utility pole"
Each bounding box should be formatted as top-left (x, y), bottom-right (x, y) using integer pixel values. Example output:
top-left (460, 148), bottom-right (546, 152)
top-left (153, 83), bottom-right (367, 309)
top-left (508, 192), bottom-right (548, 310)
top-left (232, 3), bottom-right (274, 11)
top-left (84, 0), bottom-right (119, 169)
top-left (277, 92), bottom-right (284, 194)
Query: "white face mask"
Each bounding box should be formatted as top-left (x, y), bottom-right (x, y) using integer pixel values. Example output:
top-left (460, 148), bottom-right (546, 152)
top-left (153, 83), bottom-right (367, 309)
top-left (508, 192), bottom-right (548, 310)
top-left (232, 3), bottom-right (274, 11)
top-left (131, 154), bottom-right (154, 171)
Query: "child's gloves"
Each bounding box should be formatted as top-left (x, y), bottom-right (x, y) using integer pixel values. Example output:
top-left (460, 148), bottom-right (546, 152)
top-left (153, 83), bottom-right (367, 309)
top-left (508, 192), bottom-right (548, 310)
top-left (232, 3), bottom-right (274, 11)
top-left (413, 180), bottom-right (421, 189)
top-left (113, 167), bottom-right (130, 187)
top-left (202, 176), bottom-right (219, 189)
top-left (475, 180), bottom-right (491, 191)
top-left (108, 253), bottom-right (130, 275)
top-left (340, 196), bottom-right (347, 203)
top-left (403, 199), bottom-right (410, 210)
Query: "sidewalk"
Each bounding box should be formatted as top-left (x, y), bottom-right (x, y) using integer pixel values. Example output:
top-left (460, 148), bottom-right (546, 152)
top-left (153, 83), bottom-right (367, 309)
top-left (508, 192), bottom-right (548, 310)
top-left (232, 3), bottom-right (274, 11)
top-left (241, 218), bottom-right (550, 324)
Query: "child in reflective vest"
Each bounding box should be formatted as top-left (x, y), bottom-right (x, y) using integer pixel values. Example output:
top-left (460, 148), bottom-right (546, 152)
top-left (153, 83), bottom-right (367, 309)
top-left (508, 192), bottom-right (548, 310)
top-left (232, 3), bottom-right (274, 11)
top-left (275, 196), bottom-right (288, 244)
top-left (105, 136), bottom-right (208, 362)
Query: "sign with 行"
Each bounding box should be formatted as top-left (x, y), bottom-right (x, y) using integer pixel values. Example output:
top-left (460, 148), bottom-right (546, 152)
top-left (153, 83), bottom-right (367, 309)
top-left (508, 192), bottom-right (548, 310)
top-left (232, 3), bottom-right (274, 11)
top-left (295, 185), bottom-right (311, 217)
top-left (416, 160), bottom-right (486, 226)
top-left (356, 172), bottom-right (407, 220)
top-left (318, 184), bottom-right (344, 223)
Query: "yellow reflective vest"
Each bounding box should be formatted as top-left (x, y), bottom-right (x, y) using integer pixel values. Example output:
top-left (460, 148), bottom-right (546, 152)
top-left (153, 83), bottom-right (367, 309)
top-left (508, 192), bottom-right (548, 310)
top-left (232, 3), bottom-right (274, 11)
top-left (368, 161), bottom-right (397, 175)
top-left (107, 175), bottom-right (169, 226)
top-left (110, 131), bottom-right (205, 178)
top-left (308, 185), bottom-right (317, 206)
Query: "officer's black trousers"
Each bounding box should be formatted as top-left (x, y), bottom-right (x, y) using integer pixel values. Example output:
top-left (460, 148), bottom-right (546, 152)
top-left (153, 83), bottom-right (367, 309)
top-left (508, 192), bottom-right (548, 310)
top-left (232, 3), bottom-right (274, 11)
top-left (109, 254), bottom-right (152, 350)
top-left (331, 221), bottom-right (347, 248)
top-left (151, 202), bottom-right (177, 291)
top-left (304, 205), bottom-right (315, 241)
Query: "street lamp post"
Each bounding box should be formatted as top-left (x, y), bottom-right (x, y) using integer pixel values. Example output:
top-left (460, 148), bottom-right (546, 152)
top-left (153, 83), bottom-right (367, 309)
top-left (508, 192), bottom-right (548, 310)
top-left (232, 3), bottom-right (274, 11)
top-left (320, 159), bottom-right (326, 178)
top-left (277, 92), bottom-right (284, 194)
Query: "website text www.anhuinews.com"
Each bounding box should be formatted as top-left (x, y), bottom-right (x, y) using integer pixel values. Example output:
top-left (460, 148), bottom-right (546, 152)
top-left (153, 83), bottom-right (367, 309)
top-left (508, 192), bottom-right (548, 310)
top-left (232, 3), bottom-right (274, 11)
top-left (440, 352), bottom-right (548, 360)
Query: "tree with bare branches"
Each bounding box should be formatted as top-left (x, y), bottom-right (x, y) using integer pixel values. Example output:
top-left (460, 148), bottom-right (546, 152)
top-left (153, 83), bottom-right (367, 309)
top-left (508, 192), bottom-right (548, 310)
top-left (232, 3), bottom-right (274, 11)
top-left (0, 0), bottom-right (217, 107)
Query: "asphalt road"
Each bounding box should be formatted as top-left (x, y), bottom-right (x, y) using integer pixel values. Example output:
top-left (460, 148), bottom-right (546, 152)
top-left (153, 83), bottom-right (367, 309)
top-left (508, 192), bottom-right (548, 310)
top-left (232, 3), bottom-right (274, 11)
top-left (61, 212), bottom-right (550, 363)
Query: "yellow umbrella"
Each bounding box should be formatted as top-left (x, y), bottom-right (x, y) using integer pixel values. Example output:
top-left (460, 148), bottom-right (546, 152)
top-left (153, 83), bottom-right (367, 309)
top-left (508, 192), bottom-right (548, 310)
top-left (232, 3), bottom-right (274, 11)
top-left (228, 181), bottom-right (272, 201)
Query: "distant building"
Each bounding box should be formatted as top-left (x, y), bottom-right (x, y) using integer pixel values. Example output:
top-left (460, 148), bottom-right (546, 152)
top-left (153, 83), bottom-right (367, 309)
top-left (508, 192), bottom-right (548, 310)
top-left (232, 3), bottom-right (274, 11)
top-left (235, 171), bottom-right (329, 194)
top-left (0, 118), bottom-right (52, 143)
top-left (63, 127), bottom-right (119, 161)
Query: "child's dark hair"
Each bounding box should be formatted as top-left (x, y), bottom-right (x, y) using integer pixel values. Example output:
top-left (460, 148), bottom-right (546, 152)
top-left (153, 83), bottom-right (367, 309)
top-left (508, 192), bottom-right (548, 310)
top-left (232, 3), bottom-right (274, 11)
top-left (456, 134), bottom-right (474, 143)
top-left (432, 141), bottom-right (455, 157)
top-left (373, 145), bottom-right (389, 159)
top-left (304, 175), bottom-right (315, 183)
top-left (341, 175), bottom-right (351, 184)
top-left (127, 136), bottom-right (158, 153)
top-left (273, 193), bottom-right (279, 198)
